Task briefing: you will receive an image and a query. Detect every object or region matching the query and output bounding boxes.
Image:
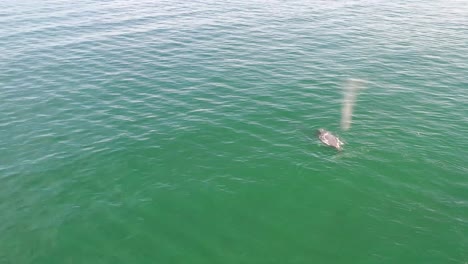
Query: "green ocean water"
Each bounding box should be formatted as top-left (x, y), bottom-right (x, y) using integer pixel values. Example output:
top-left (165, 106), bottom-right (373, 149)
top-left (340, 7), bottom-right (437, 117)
top-left (1, 0), bottom-right (468, 263)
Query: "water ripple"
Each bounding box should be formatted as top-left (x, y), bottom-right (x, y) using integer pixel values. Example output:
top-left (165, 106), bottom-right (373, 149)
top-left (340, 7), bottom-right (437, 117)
top-left (1, 0), bottom-right (468, 263)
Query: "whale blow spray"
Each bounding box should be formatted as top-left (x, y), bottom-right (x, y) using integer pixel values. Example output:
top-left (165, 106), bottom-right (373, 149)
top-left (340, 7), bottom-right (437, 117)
top-left (341, 79), bottom-right (367, 131)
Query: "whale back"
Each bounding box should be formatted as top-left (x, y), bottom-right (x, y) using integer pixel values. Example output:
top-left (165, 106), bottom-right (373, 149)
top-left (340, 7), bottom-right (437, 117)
top-left (317, 129), bottom-right (343, 150)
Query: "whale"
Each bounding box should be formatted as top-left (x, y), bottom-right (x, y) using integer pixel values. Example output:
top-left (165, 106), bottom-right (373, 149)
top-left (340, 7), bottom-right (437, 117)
top-left (317, 129), bottom-right (344, 151)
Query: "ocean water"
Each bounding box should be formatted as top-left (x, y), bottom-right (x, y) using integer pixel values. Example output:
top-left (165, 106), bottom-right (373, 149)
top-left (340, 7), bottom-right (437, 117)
top-left (1, 0), bottom-right (467, 263)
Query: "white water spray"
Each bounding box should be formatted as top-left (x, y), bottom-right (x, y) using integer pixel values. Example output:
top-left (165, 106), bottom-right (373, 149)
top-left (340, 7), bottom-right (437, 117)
top-left (341, 79), bottom-right (367, 131)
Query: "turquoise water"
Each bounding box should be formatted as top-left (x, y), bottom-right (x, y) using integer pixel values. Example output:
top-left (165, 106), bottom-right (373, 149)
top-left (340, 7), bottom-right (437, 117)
top-left (1, 0), bottom-right (467, 263)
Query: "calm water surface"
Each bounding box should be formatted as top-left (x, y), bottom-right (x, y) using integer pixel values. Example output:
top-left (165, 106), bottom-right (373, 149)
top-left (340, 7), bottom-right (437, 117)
top-left (1, 0), bottom-right (467, 263)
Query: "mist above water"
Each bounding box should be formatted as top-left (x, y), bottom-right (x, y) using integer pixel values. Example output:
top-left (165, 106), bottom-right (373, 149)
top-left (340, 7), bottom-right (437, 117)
top-left (341, 79), bottom-right (367, 131)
